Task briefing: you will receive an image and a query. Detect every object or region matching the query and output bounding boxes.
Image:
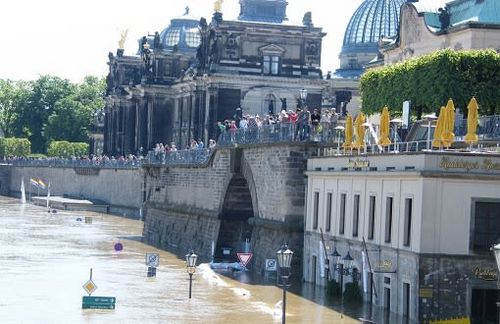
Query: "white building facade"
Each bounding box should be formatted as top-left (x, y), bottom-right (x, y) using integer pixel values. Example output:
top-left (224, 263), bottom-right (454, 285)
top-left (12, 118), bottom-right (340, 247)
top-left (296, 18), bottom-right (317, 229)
top-left (304, 152), bottom-right (500, 323)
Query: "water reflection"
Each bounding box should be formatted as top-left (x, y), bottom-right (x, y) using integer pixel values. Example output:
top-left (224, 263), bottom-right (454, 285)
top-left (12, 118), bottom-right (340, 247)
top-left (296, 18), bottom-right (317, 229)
top-left (0, 197), bottom-right (359, 323)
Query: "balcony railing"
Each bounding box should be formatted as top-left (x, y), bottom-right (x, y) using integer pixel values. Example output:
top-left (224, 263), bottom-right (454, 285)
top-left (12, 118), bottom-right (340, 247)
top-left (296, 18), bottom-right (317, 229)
top-left (143, 148), bottom-right (214, 166)
top-left (5, 158), bottom-right (142, 169)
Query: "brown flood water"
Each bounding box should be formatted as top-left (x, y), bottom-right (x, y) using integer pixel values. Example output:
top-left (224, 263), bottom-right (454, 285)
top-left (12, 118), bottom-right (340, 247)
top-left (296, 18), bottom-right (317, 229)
top-left (0, 197), bottom-right (359, 323)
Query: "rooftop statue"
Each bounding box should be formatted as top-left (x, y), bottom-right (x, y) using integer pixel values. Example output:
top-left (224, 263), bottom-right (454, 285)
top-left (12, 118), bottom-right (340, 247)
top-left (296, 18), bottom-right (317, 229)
top-left (118, 29), bottom-right (128, 49)
top-left (214, 0), bottom-right (223, 13)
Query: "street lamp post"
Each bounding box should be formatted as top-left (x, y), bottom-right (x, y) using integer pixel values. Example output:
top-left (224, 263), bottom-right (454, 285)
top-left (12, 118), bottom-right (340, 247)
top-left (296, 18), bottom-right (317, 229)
top-left (277, 244), bottom-right (293, 324)
top-left (335, 126), bottom-right (345, 155)
top-left (332, 249), bottom-right (354, 319)
top-left (186, 250), bottom-right (198, 299)
top-left (390, 118), bottom-right (403, 152)
top-left (423, 114), bottom-right (437, 151)
top-left (492, 244), bottom-right (500, 321)
top-left (300, 88), bottom-right (308, 109)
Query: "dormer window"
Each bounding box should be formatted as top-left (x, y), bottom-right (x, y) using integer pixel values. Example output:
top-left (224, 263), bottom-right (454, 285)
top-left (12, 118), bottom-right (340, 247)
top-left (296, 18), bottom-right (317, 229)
top-left (259, 44), bottom-right (285, 76)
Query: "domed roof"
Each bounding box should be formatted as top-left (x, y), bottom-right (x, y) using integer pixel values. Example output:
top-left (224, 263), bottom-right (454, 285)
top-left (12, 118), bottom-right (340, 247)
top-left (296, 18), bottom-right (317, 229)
top-left (342, 0), bottom-right (405, 53)
top-left (159, 7), bottom-right (201, 53)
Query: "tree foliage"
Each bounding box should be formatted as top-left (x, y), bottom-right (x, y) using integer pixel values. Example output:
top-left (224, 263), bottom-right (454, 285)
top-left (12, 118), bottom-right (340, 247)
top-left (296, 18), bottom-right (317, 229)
top-left (0, 138), bottom-right (31, 157)
top-left (360, 49), bottom-right (500, 118)
top-left (0, 75), bottom-right (105, 153)
top-left (47, 141), bottom-right (89, 158)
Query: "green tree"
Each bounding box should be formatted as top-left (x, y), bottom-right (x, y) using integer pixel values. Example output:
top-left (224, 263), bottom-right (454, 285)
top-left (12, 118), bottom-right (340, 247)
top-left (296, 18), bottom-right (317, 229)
top-left (45, 76), bottom-right (105, 143)
top-left (0, 79), bottom-right (32, 138)
top-left (360, 49), bottom-right (500, 118)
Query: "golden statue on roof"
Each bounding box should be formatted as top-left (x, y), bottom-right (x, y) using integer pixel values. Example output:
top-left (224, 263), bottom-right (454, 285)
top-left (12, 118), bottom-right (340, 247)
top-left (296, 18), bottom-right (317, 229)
top-left (118, 29), bottom-right (128, 49)
top-left (214, 0), bottom-right (223, 13)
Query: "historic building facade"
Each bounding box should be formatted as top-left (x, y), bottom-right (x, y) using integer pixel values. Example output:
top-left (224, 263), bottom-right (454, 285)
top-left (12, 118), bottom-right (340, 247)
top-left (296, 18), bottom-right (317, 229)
top-left (325, 0), bottom-right (405, 117)
top-left (304, 152), bottom-right (500, 322)
top-left (103, 0), bottom-right (325, 156)
top-left (382, 0), bottom-right (500, 66)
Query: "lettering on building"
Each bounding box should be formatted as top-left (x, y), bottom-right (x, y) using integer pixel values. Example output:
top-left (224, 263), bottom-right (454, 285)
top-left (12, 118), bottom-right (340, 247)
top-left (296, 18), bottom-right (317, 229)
top-left (439, 157), bottom-right (500, 172)
top-left (347, 158), bottom-right (370, 169)
top-left (472, 267), bottom-right (497, 281)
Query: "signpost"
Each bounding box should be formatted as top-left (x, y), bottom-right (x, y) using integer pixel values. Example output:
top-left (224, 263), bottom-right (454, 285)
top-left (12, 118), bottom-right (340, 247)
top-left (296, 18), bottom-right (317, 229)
top-left (237, 252), bottom-right (253, 269)
top-left (82, 296), bottom-right (116, 309)
top-left (146, 253), bottom-right (159, 277)
top-left (81, 268), bottom-right (116, 310)
top-left (265, 259), bottom-right (277, 271)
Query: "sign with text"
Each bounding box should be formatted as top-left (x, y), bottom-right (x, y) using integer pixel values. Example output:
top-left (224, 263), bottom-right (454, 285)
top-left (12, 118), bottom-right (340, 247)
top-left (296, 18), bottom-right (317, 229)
top-left (82, 296), bottom-right (116, 310)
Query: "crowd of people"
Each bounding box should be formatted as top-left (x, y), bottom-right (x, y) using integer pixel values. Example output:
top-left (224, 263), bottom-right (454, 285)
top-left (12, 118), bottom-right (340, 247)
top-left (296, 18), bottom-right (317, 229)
top-left (216, 107), bottom-right (341, 142)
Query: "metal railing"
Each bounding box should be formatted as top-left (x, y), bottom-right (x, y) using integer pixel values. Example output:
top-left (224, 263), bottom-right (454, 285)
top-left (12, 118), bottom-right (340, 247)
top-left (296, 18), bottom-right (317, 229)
top-left (5, 158), bottom-right (142, 169)
top-left (143, 148), bottom-right (214, 166)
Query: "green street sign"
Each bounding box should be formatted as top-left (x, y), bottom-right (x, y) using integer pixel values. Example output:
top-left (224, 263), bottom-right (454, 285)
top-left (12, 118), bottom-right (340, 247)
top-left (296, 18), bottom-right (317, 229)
top-left (82, 296), bottom-right (116, 309)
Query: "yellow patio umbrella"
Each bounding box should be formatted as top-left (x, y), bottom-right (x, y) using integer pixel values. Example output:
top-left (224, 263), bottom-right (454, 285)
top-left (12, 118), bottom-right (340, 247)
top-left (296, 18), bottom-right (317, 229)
top-left (343, 114), bottom-right (353, 150)
top-left (432, 106), bottom-right (446, 148)
top-left (353, 112), bottom-right (366, 149)
top-left (442, 98), bottom-right (455, 148)
top-left (464, 97), bottom-right (479, 145)
top-left (378, 106), bottom-right (391, 146)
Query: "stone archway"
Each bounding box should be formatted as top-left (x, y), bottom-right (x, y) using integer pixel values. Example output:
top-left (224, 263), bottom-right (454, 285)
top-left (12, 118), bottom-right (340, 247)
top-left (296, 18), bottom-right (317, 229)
top-left (214, 171), bottom-right (256, 263)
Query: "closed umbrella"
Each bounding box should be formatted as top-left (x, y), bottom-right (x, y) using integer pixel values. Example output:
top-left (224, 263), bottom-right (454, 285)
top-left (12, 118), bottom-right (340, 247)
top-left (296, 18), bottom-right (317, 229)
top-left (343, 114), bottom-right (353, 150)
top-left (432, 106), bottom-right (446, 148)
top-left (464, 97), bottom-right (479, 145)
top-left (378, 106), bottom-right (391, 146)
top-left (442, 98), bottom-right (455, 148)
top-left (354, 112), bottom-right (366, 149)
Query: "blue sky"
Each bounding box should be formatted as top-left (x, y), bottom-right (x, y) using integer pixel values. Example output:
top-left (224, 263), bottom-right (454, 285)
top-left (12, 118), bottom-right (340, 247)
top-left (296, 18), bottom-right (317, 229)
top-left (0, 0), bottom-right (444, 82)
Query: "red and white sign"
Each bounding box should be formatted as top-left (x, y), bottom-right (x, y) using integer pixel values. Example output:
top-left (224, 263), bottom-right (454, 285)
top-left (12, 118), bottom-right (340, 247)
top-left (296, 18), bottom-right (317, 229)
top-left (237, 252), bottom-right (253, 267)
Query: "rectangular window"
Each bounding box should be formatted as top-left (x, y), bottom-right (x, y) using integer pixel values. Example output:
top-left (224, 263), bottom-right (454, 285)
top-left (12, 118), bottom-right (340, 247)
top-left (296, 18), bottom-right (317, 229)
top-left (403, 198), bottom-right (413, 246)
top-left (263, 55), bottom-right (280, 75)
top-left (403, 283), bottom-right (410, 318)
top-left (263, 56), bottom-right (271, 75)
top-left (271, 56), bottom-right (279, 75)
top-left (368, 196), bottom-right (376, 240)
top-left (313, 192), bottom-right (319, 230)
top-left (385, 197), bottom-right (393, 243)
top-left (339, 193), bottom-right (346, 235)
top-left (326, 193), bottom-right (333, 232)
top-left (353, 194), bottom-right (360, 237)
top-left (470, 201), bottom-right (500, 252)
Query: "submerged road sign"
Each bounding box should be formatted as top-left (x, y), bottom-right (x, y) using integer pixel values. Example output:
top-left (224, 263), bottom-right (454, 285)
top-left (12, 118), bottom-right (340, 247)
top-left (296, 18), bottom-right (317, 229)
top-left (145, 253), bottom-right (160, 267)
top-left (82, 296), bottom-right (116, 309)
top-left (237, 252), bottom-right (253, 268)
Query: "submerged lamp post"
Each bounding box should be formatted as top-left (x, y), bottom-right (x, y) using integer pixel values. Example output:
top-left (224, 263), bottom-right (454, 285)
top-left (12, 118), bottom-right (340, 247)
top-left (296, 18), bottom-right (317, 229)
top-left (332, 248), bottom-right (355, 319)
top-left (186, 250), bottom-right (198, 299)
top-left (493, 244), bottom-right (500, 319)
top-left (277, 244), bottom-right (293, 324)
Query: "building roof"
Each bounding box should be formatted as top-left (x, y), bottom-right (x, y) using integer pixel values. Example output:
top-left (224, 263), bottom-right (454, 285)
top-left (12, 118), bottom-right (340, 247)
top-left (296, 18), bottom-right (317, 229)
top-left (341, 0), bottom-right (405, 54)
top-left (419, 0), bottom-right (500, 30)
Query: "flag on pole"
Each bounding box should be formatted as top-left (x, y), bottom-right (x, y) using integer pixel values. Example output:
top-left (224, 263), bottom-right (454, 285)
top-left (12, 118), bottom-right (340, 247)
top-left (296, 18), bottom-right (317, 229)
top-left (30, 178), bottom-right (40, 188)
top-left (29, 178), bottom-right (47, 189)
top-left (37, 179), bottom-right (47, 189)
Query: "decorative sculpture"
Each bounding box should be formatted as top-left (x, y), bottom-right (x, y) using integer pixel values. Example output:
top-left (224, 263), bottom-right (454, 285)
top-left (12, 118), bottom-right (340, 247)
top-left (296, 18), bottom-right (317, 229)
top-left (118, 29), bottom-right (128, 49)
top-left (214, 0), bottom-right (223, 13)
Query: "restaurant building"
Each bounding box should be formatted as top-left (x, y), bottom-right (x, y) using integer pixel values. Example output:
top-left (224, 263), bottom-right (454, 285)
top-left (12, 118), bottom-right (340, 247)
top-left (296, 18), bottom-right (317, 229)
top-left (304, 150), bottom-right (500, 322)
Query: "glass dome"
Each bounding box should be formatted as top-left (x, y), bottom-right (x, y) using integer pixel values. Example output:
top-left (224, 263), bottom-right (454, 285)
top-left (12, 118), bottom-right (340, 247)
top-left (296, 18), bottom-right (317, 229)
top-left (158, 8), bottom-right (201, 53)
top-left (342, 0), bottom-right (405, 53)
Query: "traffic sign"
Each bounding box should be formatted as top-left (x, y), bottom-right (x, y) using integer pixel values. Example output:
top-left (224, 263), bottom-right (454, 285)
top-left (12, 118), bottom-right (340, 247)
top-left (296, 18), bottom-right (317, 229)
top-left (237, 252), bottom-right (253, 268)
top-left (82, 296), bottom-right (116, 309)
top-left (265, 259), bottom-right (277, 271)
top-left (145, 253), bottom-right (160, 267)
top-left (83, 279), bottom-right (97, 295)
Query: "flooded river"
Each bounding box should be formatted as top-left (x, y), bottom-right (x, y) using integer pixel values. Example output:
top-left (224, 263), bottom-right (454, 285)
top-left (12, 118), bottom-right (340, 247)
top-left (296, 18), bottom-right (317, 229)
top-left (0, 197), bottom-right (360, 323)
